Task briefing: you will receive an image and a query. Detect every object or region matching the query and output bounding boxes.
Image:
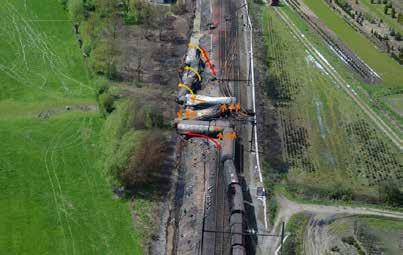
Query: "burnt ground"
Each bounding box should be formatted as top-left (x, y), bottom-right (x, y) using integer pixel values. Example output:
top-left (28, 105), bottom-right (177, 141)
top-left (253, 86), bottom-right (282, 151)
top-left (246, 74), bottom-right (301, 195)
top-left (112, 1), bottom-right (196, 121)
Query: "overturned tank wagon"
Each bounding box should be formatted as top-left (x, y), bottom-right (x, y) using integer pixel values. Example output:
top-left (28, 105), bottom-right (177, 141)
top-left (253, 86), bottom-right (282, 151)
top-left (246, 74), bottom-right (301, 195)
top-left (177, 46), bottom-right (205, 104)
top-left (174, 6), bottom-right (246, 255)
top-left (176, 120), bottom-right (231, 135)
top-left (181, 105), bottom-right (222, 121)
top-left (184, 94), bottom-right (237, 107)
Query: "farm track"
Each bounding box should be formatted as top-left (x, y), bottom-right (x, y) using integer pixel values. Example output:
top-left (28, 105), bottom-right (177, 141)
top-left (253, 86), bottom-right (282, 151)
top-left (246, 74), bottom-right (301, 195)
top-left (274, 4), bottom-right (403, 152)
top-left (267, 195), bottom-right (403, 255)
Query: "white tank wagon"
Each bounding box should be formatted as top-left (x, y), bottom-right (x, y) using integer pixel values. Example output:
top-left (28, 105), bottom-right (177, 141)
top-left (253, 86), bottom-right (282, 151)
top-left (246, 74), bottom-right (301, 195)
top-left (177, 46), bottom-right (205, 104)
top-left (174, 106), bottom-right (222, 122)
top-left (184, 94), bottom-right (237, 107)
top-left (176, 120), bottom-right (230, 135)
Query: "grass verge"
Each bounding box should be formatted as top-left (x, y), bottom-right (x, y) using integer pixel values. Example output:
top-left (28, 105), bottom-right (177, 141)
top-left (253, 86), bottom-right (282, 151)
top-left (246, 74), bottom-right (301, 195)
top-left (282, 213), bottom-right (310, 255)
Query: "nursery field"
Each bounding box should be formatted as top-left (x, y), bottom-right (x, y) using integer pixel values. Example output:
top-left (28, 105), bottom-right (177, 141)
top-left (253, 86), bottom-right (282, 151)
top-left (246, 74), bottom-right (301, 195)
top-left (262, 6), bottom-right (403, 203)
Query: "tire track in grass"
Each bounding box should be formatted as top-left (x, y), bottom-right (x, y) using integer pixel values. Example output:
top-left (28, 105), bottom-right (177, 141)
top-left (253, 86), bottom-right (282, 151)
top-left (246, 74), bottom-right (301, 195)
top-left (2, 1), bottom-right (93, 95)
top-left (44, 139), bottom-right (69, 254)
top-left (75, 118), bottom-right (112, 251)
top-left (48, 119), bottom-right (79, 254)
top-left (48, 117), bottom-right (91, 255)
top-left (50, 116), bottom-right (112, 252)
top-left (43, 117), bottom-right (87, 255)
top-left (52, 116), bottom-right (99, 245)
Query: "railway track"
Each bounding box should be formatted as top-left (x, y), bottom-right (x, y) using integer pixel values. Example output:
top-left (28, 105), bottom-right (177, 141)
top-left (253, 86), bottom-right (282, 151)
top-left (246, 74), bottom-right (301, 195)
top-left (213, 0), bottom-right (240, 254)
top-left (173, 0), bottom-right (255, 253)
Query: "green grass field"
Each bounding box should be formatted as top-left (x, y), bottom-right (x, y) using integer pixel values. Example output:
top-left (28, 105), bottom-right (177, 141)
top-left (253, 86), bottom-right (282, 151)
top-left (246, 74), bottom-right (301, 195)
top-left (0, 1), bottom-right (142, 254)
top-left (303, 0), bottom-right (403, 89)
top-left (261, 6), bottom-right (402, 204)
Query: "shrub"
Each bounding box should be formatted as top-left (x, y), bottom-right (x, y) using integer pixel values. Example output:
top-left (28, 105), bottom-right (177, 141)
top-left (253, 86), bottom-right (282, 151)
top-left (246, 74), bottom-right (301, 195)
top-left (130, 101), bottom-right (165, 130)
top-left (268, 196), bottom-right (278, 224)
top-left (59, 0), bottom-right (68, 9)
top-left (67, 0), bottom-right (85, 21)
top-left (89, 41), bottom-right (116, 76)
top-left (101, 98), bottom-right (170, 189)
top-left (95, 80), bottom-right (116, 115)
top-left (125, 0), bottom-right (159, 26)
top-left (123, 13), bottom-right (139, 25)
top-left (379, 181), bottom-right (403, 206)
top-left (283, 213), bottom-right (310, 255)
top-left (171, 0), bottom-right (187, 15)
top-left (99, 92), bottom-right (115, 114)
top-left (120, 131), bottom-right (168, 189)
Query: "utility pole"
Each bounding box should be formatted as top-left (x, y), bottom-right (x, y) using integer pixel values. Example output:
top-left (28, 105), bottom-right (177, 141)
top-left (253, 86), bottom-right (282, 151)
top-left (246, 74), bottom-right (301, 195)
top-left (249, 122), bottom-right (255, 152)
top-left (280, 222), bottom-right (285, 255)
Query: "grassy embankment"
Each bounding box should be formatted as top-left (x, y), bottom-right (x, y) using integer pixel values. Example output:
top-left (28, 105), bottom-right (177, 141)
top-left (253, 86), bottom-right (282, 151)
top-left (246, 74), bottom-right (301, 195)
top-left (282, 213), bottom-right (310, 255)
top-left (0, 1), bottom-right (144, 254)
top-left (302, 0), bottom-right (403, 122)
top-left (259, 5), bottom-right (403, 208)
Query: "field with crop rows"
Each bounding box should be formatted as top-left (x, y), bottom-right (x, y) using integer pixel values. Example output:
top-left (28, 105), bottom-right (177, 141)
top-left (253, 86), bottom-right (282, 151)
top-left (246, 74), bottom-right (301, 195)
top-left (0, 1), bottom-right (142, 254)
top-left (261, 6), bottom-right (402, 203)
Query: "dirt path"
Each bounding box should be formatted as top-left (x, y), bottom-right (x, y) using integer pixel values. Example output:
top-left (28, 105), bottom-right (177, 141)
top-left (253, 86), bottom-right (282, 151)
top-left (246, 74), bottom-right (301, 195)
top-left (260, 195), bottom-right (403, 254)
top-left (277, 196), bottom-right (403, 220)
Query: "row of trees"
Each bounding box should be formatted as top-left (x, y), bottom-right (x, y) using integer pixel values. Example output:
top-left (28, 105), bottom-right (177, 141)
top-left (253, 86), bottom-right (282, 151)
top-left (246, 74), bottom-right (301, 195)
top-left (383, 3), bottom-right (398, 18)
top-left (370, 0), bottom-right (400, 19)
